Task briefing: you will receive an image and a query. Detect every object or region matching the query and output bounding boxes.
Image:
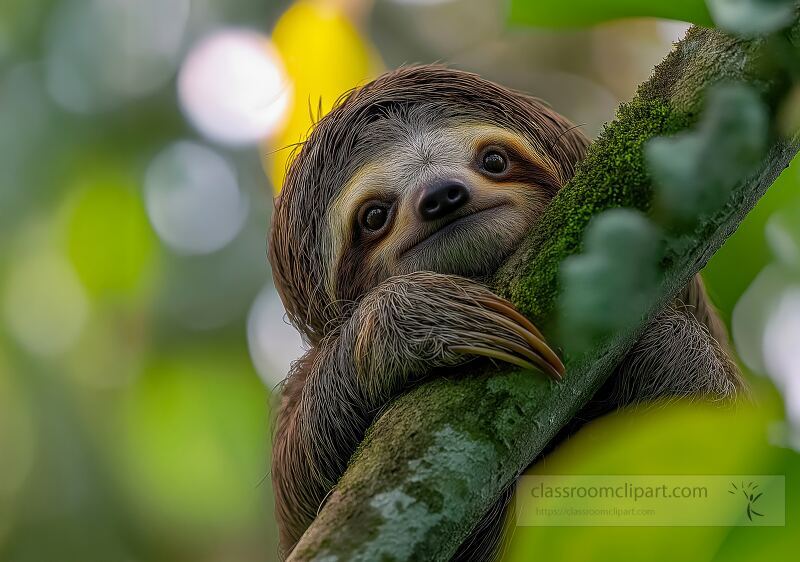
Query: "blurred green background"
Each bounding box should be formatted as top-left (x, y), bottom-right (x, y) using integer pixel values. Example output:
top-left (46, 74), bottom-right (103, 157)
top-left (1, 1), bottom-right (798, 561)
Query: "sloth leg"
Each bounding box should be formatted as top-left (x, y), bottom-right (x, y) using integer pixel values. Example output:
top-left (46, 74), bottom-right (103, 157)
top-left (546, 275), bottom-right (745, 438)
top-left (606, 274), bottom-right (745, 407)
top-left (272, 271), bottom-right (562, 557)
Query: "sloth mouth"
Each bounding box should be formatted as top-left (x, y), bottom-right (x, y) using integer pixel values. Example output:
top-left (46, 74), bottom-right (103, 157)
top-left (399, 203), bottom-right (510, 259)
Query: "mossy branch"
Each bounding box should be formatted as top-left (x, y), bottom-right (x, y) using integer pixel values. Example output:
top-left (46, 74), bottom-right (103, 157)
top-left (288, 24), bottom-right (800, 562)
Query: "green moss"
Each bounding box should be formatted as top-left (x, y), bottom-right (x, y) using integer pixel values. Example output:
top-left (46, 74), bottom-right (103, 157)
top-left (495, 98), bottom-right (694, 328)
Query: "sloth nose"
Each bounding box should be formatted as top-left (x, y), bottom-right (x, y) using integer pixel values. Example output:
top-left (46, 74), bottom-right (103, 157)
top-left (417, 180), bottom-right (470, 221)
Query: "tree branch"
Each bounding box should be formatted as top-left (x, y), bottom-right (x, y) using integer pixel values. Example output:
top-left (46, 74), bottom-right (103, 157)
top-left (288, 23), bottom-right (800, 561)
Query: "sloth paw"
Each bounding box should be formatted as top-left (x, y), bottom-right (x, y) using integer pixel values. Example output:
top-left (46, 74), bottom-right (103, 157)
top-left (357, 272), bottom-right (564, 382)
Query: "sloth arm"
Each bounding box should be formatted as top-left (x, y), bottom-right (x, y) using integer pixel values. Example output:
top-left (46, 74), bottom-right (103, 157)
top-left (608, 274), bottom-right (746, 405)
top-left (271, 271), bottom-right (562, 555)
top-left (564, 274), bottom-right (746, 434)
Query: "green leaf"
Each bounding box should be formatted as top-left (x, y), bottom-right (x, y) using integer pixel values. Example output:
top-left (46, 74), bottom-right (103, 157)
top-left (559, 209), bottom-right (662, 351)
top-left (508, 0), bottom-right (713, 28)
top-left (707, 0), bottom-right (796, 37)
top-left (504, 402), bottom-right (798, 562)
top-left (646, 84), bottom-right (768, 226)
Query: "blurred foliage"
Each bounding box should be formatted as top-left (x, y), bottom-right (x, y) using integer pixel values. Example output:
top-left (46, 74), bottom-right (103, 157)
top-left (0, 0), bottom-right (52, 61)
top-left (109, 346), bottom-right (270, 534)
top-left (506, 399), bottom-right (799, 562)
top-left (766, 198), bottom-right (800, 272)
top-left (508, 0), bottom-right (714, 28)
top-left (559, 210), bottom-right (661, 352)
top-left (1, 0), bottom-right (281, 559)
top-left (647, 84), bottom-right (768, 227)
top-left (703, 155), bottom-right (800, 324)
top-left (707, 0), bottom-right (797, 37)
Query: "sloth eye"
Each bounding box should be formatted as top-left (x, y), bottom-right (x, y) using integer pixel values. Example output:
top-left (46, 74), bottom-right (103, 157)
top-left (482, 151), bottom-right (507, 174)
top-left (361, 205), bottom-right (388, 231)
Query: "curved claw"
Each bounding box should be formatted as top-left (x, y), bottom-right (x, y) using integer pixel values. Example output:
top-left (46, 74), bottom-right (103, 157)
top-left (476, 296), bottom-right (546, 341)
top-left (481, 334), bottom-right (562, 381)
top-left (479, 311), bottom-right (565, 377)
top-left (450, 345), bottom-right (539, 374)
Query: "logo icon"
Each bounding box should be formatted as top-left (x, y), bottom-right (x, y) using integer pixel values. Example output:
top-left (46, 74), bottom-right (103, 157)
top-left (729, 481), bottom-right (764, 521)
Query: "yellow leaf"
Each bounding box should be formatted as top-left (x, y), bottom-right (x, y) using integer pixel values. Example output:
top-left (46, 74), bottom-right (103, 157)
top-left (267, 0), bottom-right (381, 193)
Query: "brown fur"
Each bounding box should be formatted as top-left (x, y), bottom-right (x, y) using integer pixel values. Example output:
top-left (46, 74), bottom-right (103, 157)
top-left (268, 65), bottom-right (743, 560)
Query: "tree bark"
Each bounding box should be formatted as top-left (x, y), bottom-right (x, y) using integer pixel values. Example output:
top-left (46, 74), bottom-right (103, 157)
top-left (288, 23), bottom-right (800, 562)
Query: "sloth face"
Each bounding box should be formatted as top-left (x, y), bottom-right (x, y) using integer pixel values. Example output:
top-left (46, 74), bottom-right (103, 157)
top-left (328, 121), bottom-right (564, 298)
top-left (270, 66), bottom-right (588, 341)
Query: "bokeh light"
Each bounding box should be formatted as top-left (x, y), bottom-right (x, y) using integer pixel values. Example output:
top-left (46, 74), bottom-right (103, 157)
top-left (247, 284), bottom-right (306, 388)
top-left (144, 141), bottom-right (248, 255)
top-left (764, 289), bottom-right (800, 446)
top-left (178, 29), bottom-right (292, 146)
top-left (730, 187), bottom-right (800, 450)
top-left (765, 206), bottom-right (800, 270)
top-left (65, 174), bottom-right (157, 298)
top-left (3, 246), bottom-right (89, 357)
top-left (656, 20), bottom-right (692, 43)
top-left (732, 264), bottom-right (793, 375)
top-left (44, 0), bottom-right (190, 113)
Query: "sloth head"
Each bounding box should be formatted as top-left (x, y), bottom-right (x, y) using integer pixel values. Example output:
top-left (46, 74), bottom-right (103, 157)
top-left (270, 65), bottom-right (589, 343)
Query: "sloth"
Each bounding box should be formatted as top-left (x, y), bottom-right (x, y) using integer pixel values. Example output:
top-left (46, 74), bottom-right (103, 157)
top-left (268, 65), bottom-right (744, 560)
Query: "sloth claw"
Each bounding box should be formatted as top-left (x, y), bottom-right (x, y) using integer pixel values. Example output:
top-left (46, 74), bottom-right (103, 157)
top-left (475, 296), bottom-right (546, 341)
top-left (487, 312), bottom-right (564, 375)
top-left (481, 334), bottom-right (562, 381)
top-left (451, 297), bottom-right (565, 380)
top-left (450, 345), bottom-right (540, 374)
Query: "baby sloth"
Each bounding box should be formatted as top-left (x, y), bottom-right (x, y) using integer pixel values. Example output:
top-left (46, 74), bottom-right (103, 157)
top-left (269, 65), bottom-right (743, 560)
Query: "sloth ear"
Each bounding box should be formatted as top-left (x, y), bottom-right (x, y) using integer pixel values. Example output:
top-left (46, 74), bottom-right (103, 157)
top-left (548, 117), bottom-right (591, 185)
top-left (513, 92), bottom-right (591, 188)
